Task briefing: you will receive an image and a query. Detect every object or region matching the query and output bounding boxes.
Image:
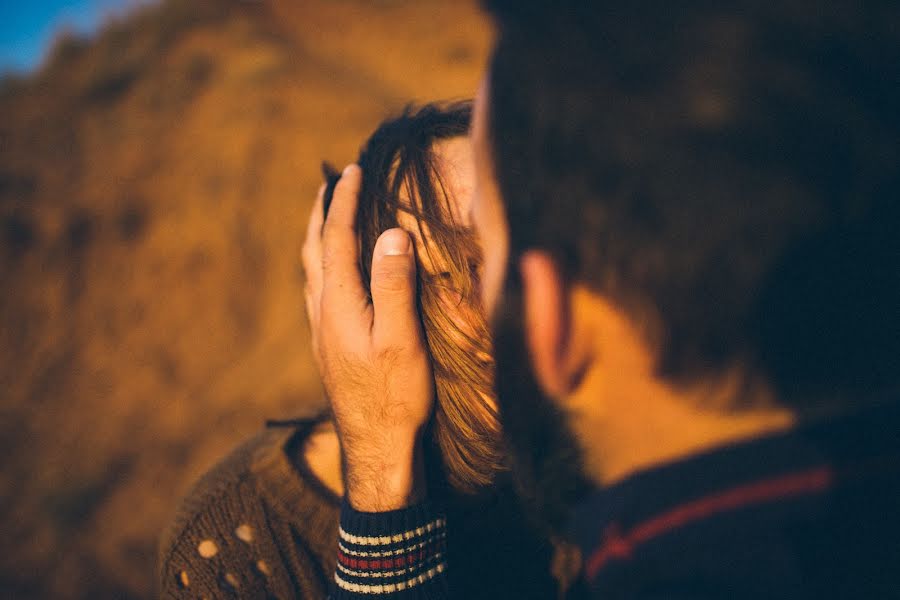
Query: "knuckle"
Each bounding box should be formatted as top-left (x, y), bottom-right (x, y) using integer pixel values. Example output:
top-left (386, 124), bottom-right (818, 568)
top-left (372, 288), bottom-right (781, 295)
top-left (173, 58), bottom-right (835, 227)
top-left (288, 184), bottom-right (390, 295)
top-left (372, 341), bottom-right (423, 376)
top-left (374, 344), bottom-right (404, 368)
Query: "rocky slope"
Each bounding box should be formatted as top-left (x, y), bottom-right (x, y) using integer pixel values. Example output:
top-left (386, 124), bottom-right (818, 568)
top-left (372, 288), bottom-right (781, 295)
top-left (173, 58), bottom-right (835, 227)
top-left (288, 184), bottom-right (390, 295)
top-left (0, 1), bottom-right (489, 596)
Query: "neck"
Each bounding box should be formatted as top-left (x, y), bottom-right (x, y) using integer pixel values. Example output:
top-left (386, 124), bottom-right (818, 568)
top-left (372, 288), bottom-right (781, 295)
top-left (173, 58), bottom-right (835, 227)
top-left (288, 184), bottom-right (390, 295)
top-left (303, 420), bottom-right (345, 496)
top-left (572, 368), bottom-right (796, 486)
top-left (563, 292), bottom-right (796, 487)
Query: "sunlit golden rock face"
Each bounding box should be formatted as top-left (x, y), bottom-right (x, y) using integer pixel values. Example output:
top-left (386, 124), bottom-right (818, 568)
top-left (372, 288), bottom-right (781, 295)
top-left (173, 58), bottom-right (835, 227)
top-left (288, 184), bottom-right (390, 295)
top-left (0, 1), bottom-right (490, 596)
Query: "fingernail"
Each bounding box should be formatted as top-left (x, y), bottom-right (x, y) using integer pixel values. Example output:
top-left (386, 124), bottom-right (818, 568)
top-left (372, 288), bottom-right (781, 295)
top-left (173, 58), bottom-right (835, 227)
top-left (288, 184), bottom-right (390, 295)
top-left (342, 164), bottom-right (359, 177)
top-left (380, 228), bottom-right (411, 256)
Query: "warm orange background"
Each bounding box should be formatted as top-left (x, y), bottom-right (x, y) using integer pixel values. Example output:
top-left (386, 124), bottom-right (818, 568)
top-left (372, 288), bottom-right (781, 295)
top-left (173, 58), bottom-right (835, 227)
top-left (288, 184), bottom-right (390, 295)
top-left (0, 1), bottom-right (491, 597)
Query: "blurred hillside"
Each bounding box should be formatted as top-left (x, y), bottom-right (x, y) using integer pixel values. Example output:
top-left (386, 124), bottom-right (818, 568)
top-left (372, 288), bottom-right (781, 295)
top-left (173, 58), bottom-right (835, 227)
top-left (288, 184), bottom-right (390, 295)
top-left (0, 1), bottom-right (490, 597)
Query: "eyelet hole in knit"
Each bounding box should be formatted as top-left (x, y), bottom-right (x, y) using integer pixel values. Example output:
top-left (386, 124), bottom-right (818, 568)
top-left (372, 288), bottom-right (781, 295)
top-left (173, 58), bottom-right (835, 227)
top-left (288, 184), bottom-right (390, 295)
top-left (255, 559), bottom-right (272, 576)
top-left (197, 539), bottom-right (218, 558)
top-left (223, 572), bottom-right (240, 589)
top-left (235, 524), bottom-right (254, 543)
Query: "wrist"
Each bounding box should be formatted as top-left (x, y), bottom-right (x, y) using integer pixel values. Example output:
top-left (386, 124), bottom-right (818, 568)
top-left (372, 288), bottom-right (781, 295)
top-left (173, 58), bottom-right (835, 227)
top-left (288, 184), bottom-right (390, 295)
top-left (343, 434), bottom-right (426, 512)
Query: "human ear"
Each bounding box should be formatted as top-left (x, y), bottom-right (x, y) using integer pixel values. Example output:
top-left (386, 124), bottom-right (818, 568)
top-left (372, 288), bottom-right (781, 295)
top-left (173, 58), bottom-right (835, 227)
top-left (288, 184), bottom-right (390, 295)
top-left (520, 250), bottom-right (574, 398)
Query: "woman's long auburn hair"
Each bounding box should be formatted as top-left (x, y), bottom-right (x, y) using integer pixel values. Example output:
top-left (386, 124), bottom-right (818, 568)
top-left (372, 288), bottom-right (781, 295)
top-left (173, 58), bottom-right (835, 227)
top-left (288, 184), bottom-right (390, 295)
top-left (323, 102), bottom-right (504, 494)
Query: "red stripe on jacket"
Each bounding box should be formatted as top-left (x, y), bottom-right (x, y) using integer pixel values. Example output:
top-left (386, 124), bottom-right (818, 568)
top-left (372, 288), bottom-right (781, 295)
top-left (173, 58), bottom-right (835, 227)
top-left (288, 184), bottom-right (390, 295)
top-left (585, 465), bottom-right (835, 581)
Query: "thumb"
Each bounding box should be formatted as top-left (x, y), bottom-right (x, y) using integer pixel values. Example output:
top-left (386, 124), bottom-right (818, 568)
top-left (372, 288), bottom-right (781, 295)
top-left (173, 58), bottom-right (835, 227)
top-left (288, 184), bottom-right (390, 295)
top-left (370, 228), bottom-right (422, 349)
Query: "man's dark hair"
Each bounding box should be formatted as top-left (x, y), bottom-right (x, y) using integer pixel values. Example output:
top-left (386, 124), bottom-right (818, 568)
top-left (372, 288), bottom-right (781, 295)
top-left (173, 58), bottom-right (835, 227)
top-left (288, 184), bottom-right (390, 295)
top-left (484, 1), bottom-right (900, 407)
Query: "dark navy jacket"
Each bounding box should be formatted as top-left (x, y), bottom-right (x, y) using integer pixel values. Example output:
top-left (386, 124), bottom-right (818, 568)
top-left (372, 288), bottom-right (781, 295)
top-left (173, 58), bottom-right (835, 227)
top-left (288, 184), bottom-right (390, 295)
top-left (332, 401), bottom-right (900, 599)
top-left (569, 401), bottom-right (900, 599)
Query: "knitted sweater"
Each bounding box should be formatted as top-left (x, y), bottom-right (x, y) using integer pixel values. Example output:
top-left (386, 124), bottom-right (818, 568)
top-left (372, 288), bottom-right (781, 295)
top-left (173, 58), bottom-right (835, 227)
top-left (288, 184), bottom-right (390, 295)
top-left (159, 422), bottom-right (560, 599)
top-left (159, 423), bottom-right (341, 599)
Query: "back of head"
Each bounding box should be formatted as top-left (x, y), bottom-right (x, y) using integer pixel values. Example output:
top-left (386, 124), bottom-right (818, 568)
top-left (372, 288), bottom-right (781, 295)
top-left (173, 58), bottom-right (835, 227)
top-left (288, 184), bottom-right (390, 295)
top-left (484, 0), bottom-right (900, 409)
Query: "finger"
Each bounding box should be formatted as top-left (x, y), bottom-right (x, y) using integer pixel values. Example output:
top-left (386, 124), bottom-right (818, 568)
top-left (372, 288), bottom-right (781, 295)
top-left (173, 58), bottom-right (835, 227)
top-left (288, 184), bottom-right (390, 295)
top-left (304, 283), bottom-right (323, 374)
top-left (301, 184), bottom-right (325, 290)
top-left (308, 183), bottom-right (325, 239)
top-left (304, 282), bottom-right (319, 339)
top-left (370, 228), bottom-right (422, 349)
top-left (321, 164), bottom-right (369, 317)
top-left (302, 184), bottom-right (325, 276)
top-left (302, 183), bottom-right (326, 304)
top-left (302, 185), bottom-right (326, 375)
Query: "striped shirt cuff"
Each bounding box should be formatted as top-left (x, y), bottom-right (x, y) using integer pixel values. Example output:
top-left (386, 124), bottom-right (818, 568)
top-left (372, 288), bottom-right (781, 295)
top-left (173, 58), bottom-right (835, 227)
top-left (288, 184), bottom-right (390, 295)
top-left (332, 499), bottom-right (449, 599)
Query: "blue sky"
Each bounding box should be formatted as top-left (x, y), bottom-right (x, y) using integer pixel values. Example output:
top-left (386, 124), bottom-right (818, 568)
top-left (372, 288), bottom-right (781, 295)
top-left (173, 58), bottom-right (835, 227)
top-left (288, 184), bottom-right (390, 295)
top-left (0, 0), bottom-right (151, 73)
